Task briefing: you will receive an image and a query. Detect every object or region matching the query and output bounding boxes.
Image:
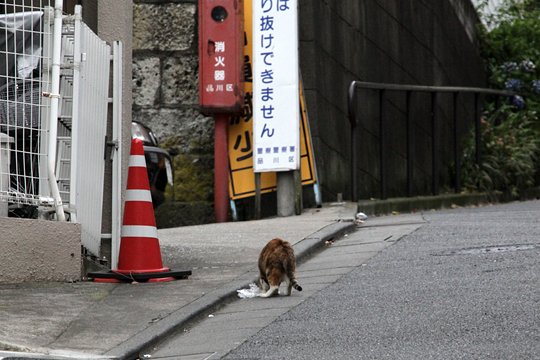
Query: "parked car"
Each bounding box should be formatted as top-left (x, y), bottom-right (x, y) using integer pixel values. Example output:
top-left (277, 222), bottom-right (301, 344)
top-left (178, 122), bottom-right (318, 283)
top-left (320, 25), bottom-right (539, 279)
top-left (131, 121), bottom-right (173, 208)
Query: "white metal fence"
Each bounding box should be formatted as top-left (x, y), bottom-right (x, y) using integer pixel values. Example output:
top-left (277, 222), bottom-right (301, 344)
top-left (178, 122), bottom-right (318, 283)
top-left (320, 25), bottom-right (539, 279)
top-left (0, 1), bottom-right (118, 259)
top-left (0, 4), bottom-right (53, 212)
top-left (66, 5), bottom-right (110, 256)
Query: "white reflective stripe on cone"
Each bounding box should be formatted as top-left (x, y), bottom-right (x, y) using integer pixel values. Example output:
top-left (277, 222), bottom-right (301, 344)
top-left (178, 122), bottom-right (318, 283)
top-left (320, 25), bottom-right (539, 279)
top-left (125, 189), bottom-right (153, 202)
top-left (121, 225), bottom-right (158, 238)
top-left (129, 155), bottom-right (146, 168)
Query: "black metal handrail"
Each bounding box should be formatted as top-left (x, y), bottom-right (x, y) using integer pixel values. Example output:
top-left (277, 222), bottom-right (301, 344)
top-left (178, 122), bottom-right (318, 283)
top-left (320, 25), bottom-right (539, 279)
top-left (348, 81), bottom-right (515, 202)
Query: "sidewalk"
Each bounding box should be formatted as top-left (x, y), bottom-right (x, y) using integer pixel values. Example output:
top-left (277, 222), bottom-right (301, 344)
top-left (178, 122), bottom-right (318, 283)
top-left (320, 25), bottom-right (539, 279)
top-left (0, 203), bottom-right (359, 360)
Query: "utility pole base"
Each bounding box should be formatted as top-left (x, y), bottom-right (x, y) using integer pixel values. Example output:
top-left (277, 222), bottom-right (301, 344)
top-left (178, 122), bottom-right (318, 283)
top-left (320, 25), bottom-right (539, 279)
top-left (277, 171), bottom-right (295, 217)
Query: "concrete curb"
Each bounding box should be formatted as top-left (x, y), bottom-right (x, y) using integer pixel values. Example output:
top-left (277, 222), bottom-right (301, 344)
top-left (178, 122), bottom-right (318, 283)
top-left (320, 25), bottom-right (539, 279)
top-left (357, 189), bottom-right (540, 217)
top-left (357, 193), bottom-right (493, 216)
top-left (294, 221), bottom-right (357, 263)
top-left (0, 353), bottom-right (84, 360)
top-left (106, 220), bottom-right (357, 360)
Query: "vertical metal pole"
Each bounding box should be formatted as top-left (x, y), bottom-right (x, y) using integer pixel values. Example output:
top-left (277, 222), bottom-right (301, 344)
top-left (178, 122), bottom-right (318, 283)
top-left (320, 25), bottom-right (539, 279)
top-left (214, 114), bottom-right (229, 222)
top-left (70, 5), bottom-right (82, 223)
top-left (47, 0), bottom-right (66, 221)
top-left (431, 92), bottom-right (439, 196)
top-left (453, 92), bottom-right (461, 193)
top-left (348, 81), bottom-right (358, 202)
top-left (351, 125), bottom-right (358, 202)
top-left (405, 90), bottom-right (413, 197)
top-left (111, 41), bottom-right (123, 270)
top-left (379, 89), bottom-right (386, 200)
top-left (474, 93), bottom-right (481, 166)
top-left (351, 122), bottom-right (358, 202)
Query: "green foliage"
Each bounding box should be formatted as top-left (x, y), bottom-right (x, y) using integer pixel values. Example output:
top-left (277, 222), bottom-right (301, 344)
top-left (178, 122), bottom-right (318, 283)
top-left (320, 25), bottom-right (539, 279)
top-left (165, 154), bottom-right (213, 202)
top-left (461, 106), bottom-right (540, 196)
top-left (479, 0), bottom-right (540, 111)
top-left (461, 0), bottom-right (540, 195)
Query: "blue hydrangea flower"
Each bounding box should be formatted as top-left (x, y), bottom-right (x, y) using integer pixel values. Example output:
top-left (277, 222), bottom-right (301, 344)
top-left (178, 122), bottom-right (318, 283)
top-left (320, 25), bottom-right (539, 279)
top-left (501, 62), bottom-right (518, 73)
top-left (511, 95), bottom-right (526, 110)
top-left (505, 78), bottom-right (523, 91)
top-left (520, 60), bottom-right (536, 72)
top-left (532, 80), bottom-right (540, 93)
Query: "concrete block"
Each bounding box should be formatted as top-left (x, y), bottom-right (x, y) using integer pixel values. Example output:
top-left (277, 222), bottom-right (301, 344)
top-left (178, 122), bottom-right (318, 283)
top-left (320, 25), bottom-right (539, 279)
top-left (162, 54), bottom-right (199, 105)
top-left (133, 56), bottom-right (161, 107)
top-left (0, 217), bottom-right (81, 283)
top-left (133, 3), bottom-right (195, 51)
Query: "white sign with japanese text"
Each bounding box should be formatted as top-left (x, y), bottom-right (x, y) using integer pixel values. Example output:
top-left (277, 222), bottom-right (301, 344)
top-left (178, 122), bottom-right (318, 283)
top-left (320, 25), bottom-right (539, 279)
top-left (252, 0), bottom-right (300, 172)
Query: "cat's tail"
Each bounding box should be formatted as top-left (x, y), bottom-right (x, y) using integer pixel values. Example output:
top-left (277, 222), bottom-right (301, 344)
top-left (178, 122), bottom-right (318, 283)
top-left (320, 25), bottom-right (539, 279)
top-left (292, 280), bottom-right (302, 292)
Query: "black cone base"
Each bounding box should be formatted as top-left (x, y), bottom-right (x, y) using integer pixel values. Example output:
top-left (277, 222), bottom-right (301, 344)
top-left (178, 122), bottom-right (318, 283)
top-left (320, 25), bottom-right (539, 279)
top-left (87, 269), bottom-right (192, 283)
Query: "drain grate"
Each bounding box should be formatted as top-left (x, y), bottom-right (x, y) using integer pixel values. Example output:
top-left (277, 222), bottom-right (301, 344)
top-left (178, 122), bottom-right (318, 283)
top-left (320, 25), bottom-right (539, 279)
top-left (436, 244), bottom-right (539, 256)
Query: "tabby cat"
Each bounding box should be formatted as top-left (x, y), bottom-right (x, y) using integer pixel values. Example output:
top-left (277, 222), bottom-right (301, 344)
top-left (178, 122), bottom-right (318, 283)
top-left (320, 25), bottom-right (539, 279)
top-left (257, 238), bottom-right (302, 298)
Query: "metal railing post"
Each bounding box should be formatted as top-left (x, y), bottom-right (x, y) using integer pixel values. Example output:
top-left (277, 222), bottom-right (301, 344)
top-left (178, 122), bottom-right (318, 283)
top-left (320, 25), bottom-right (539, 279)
top-left (431, 92), bottom-right (439, 196)
top-left (111, 40), bottom-right (123, 270)
top-left (453, 92), bottom-right (461, 193)
top-left (346, 81), bottom-right (514, 202)
top-left (47, 0), bottom-right (66, 221)
top-left (348, 81), bottom-right (358, 202)
top-left (405, 90), bottom-right (413, 197)
top-left (379, 89), bottom-right (386, 200)
top-left (474, 92), bottom-right (482, 166)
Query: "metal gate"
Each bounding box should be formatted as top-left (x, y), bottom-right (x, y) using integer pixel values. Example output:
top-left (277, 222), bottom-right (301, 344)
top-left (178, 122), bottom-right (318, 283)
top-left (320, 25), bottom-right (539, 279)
top-left (61, 5), bottom-right (111, 256)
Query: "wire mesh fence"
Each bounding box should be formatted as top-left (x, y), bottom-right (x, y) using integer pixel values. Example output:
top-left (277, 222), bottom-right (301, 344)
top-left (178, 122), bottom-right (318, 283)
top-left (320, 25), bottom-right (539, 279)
top-left (0, 1), bottom-right (54, 214)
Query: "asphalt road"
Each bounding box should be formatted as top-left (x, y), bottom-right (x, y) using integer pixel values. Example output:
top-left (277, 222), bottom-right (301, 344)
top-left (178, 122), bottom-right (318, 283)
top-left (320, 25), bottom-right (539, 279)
top-left (224, 201), bottom-right (540, 359)
top-left (146, 201), bottom-right (539, 359)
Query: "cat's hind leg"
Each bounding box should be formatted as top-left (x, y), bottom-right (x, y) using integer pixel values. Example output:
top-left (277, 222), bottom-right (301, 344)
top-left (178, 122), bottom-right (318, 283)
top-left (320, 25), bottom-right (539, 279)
top-left (281, 276), bottom-right (292, 296)
top-left (257, 285), bottom-right (279, 298)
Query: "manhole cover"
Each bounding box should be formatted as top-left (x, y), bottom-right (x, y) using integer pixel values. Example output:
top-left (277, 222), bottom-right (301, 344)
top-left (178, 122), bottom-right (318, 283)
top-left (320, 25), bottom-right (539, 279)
top-left (437, 244), bottom-right (539, 256)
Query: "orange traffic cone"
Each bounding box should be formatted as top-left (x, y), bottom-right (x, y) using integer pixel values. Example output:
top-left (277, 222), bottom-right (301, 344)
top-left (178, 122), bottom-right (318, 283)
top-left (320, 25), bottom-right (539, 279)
top-left (88, 138), bottom-right (191, 283)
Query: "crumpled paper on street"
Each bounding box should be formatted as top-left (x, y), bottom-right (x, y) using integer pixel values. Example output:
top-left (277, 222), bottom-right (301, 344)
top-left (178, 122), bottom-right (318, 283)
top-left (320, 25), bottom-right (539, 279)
top-left (237, 283), bottom-right (260, 299)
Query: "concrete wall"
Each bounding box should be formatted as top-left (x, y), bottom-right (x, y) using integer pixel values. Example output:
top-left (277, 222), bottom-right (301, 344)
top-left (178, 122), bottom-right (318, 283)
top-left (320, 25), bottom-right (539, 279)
top-left (0, 0), bottom-right (132, 281)
top-left (0, 217), bottom-right (81, 283)
top-left (300, 0), bottom-right (486, 200)
top-left (132, 0), bottom-right (487, 212)
top-left (0, 0), bottom-right (84, 283)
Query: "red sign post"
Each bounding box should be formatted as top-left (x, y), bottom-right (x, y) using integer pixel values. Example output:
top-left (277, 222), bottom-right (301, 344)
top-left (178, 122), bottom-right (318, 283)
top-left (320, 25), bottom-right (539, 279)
top-left (199, 0), bottom-right (244, 222)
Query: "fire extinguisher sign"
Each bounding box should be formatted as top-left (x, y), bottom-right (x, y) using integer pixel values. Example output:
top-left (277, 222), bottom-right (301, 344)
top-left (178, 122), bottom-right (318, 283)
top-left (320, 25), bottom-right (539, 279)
top-left (252, 0), bottom-right (300, 172)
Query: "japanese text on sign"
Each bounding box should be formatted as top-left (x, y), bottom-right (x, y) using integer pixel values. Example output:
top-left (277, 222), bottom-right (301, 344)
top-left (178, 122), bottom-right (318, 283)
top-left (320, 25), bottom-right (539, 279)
top-left (228, 0), bottom-right (316, 200)
top-left (203, 40), bottom-right (236, 93)
top-left (253, 0), bottom-right (299, 172)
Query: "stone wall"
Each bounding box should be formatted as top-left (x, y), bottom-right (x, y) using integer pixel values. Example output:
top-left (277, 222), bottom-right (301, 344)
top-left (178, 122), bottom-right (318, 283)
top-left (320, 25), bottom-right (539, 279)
top-left (132, 0), bottom-right (487, 220)
top-left (133, 1), bottom-right (215, 225)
